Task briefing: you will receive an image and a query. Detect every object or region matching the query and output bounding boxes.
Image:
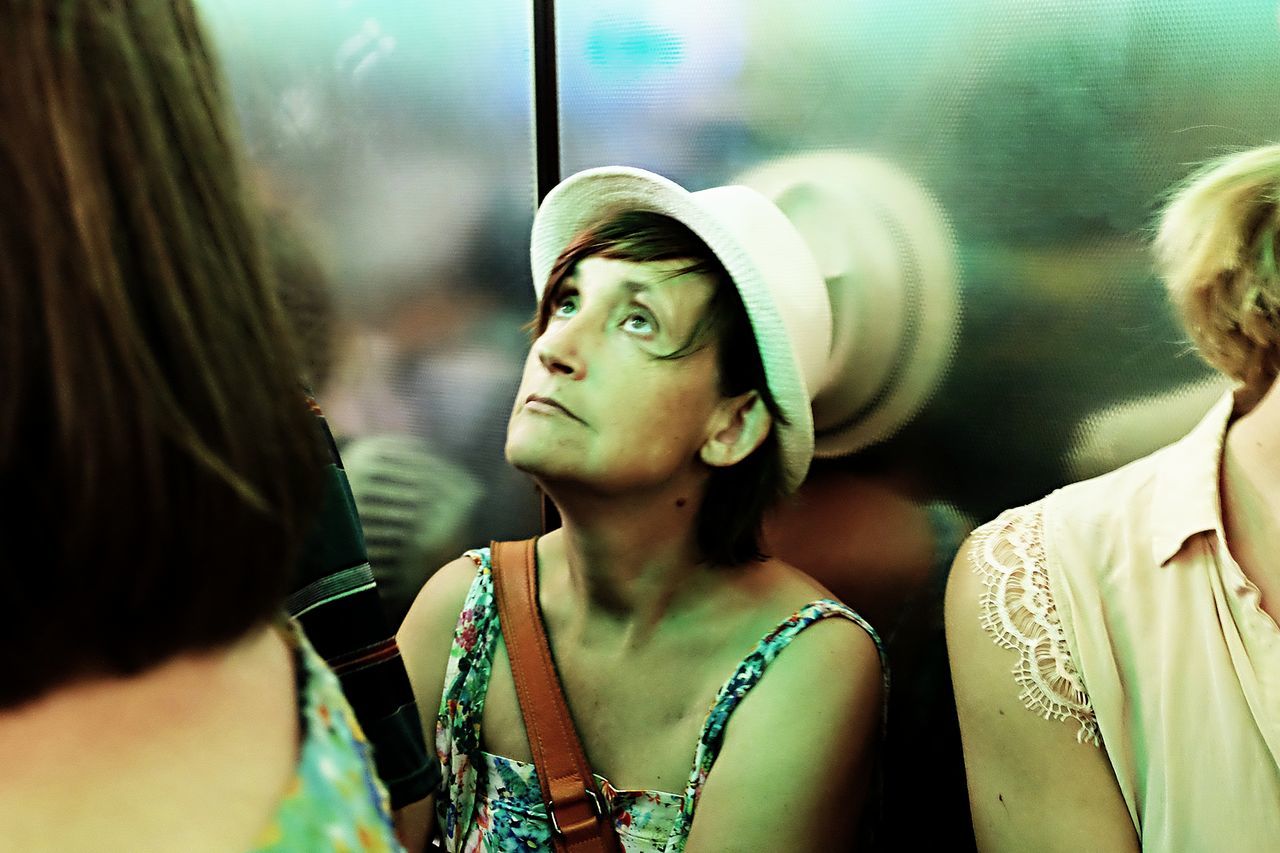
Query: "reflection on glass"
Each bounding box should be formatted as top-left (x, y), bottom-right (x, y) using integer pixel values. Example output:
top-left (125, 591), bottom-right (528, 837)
top-left (198, 0), bottom-right (543, 570)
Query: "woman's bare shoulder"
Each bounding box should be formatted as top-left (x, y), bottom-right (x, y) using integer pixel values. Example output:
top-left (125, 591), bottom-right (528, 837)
top-left (401, 554), bottom-right (483, 637)
top-left (684, 562), bottom-right (883, 852)
top-left (396, 554), bottom-right (484, 723)
top-left (722, 557), bottom-right (881, 685)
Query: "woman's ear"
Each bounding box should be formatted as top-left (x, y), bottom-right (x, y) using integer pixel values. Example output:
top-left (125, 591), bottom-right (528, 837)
top-left (700, 390), bottom-right (773, 469)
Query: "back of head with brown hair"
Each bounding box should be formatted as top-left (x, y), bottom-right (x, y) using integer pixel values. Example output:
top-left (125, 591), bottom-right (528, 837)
top-left (1155, 144), bottom-right (1280, 395)
top-left (0, 1), bottom-right (323, 708)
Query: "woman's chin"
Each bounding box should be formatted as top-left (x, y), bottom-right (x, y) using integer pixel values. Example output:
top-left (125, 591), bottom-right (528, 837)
top-left (505, 441), bottom-right (577, 482)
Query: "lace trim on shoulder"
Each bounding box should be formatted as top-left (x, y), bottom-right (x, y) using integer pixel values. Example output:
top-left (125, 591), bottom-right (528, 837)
top-left (970, 504), bottom-right (1100, 746)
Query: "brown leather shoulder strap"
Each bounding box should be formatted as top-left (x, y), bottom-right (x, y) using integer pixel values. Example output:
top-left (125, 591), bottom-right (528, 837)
top-left (490, 539), bottom-right (620, 853)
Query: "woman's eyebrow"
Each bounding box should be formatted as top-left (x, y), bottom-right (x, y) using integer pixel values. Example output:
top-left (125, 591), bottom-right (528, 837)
top-left (621, 279), bottom-right (655, 296)
top-left (621, 278), bottom-right (683, 306)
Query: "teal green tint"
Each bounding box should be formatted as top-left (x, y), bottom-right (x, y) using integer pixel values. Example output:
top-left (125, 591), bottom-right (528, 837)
top-left (584, 19), bottom-right (684, 69)
top-left (556, 0), bottom-right (1280, 514)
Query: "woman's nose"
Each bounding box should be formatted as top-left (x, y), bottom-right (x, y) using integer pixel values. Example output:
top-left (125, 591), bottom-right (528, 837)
top-left (535, 320), bottom-right (588, 378)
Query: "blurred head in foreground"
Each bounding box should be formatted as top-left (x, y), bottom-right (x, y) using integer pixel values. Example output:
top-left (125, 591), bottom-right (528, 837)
top-left (0, 0), bottom-right (322, 709)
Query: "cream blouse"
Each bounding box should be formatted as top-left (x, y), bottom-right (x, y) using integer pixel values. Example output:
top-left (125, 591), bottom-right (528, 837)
top-left (970, 392), bottom-right (1280, 850)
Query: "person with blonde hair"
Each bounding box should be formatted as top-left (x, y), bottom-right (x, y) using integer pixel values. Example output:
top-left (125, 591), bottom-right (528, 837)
top-left (947, 144), bottom-right (1280, 851)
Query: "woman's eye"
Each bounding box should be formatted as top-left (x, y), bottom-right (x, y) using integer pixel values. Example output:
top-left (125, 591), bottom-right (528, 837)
top-left (552, 295), bottom-right (578, 317)
top-left (622, 312), bottom-right (655, 335)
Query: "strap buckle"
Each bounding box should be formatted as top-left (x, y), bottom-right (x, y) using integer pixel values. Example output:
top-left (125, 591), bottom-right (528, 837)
top-left (548, 787), bottom-right (605, 837)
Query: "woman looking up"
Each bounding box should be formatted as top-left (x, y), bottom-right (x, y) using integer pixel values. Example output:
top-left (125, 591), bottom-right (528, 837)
top-left (399, 168), bottom-right (886, 852)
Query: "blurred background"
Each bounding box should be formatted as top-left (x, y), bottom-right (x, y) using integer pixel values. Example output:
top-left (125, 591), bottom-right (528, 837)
top-left (196, 0), bottom-right (1280, 845)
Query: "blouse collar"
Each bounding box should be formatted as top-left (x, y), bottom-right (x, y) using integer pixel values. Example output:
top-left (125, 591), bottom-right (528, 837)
top-left (1149, 390), bottom-right (1238, 566)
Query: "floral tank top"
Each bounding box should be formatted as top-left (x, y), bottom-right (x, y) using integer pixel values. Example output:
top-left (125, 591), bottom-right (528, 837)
top-left (251, 621), bottom-right (403, 852)
top-left (435, 548), bottom-right (886, 852)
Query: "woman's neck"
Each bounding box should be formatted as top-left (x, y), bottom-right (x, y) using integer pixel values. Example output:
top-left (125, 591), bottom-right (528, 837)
top-left (1225, 377), bottom-right (1280, 501)
top-left (538, 485), bottom-right (721, 644)
top-left (0, 623), bottom-right (298, 850)
top-left (1221, 378), bottom-right (1280, 606)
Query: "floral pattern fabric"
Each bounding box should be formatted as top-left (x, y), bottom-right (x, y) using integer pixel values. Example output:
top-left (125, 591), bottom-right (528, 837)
top-left (435, 548), bottom-right (886, 852)
top-left (252, 621), bottom-right (403, 853)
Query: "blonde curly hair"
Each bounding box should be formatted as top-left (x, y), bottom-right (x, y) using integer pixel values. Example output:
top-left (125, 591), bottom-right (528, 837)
top-left (1156, 145), bottom-right (1280, 393)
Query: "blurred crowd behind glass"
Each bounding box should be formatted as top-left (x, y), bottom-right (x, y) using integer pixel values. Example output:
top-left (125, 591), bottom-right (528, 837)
top-left (197, 0), bottom-right (1280, 845)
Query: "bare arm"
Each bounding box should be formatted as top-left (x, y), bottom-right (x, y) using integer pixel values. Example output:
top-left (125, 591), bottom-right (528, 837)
top-left (945, 537), bottom-right (1138, 852)
top-left (683, 618), bottom-right (883, 852)
top-left (393, 556), bottom-right (482, 851)
top-left (391, 795), bottom-right (435, 853)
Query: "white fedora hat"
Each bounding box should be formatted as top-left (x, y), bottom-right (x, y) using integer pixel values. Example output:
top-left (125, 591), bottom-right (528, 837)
top-left (737, 152), bottom-right (961, 457)
top-left (530, 166), bottom-right (833, 494)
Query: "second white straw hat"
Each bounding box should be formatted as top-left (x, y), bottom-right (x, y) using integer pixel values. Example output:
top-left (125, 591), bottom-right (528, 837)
top-left (737, 152), bottom-right (961, 456)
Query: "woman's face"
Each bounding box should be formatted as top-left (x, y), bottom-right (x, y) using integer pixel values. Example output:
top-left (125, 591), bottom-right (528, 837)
top-left (505, 255), bottom-right (727, 495)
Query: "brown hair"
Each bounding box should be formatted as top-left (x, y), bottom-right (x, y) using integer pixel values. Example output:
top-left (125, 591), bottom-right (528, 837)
top-left (0, 1), bottom-right (323, 707)
top-left (535, 211), bottom-right (788, 566)
top-left (1155, 145), bottom-right (1280, 394)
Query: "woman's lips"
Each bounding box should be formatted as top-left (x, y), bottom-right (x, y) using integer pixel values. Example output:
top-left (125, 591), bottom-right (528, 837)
top-left (525, 394), bottom-right (585, 423)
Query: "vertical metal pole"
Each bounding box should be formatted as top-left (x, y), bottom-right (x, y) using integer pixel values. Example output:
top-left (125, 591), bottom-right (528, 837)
top-left (532, 0), bottom-right (563, 531)
top-left (533, 0), bottom-right (561, 204)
